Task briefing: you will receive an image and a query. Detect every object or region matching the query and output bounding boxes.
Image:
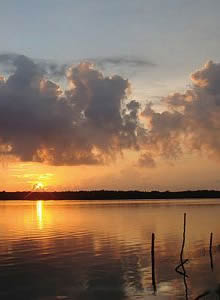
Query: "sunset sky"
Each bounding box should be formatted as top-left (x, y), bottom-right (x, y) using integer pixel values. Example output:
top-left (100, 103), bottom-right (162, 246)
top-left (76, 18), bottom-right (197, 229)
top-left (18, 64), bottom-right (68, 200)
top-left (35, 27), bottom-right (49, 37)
top-left (1, 0), bottom-right (220, 191)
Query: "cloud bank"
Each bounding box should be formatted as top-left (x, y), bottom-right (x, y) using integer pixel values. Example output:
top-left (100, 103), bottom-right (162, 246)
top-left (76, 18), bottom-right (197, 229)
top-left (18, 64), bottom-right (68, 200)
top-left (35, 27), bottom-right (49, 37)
top-left (140, 60), bottom-right (220, 165)
top-left (0, 54), bottom-right (142, 165)
top-left (0, 54), bottom-right (220, 167)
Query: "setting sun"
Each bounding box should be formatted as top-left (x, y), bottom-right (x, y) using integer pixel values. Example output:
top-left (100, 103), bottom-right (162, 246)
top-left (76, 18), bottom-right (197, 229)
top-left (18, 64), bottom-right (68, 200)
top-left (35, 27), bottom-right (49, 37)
top-left (33, 182), bottom-right (45, 191)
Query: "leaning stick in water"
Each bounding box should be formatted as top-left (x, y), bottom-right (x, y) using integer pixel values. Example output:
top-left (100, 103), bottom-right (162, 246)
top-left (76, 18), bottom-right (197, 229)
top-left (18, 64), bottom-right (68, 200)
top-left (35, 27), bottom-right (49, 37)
top-left (174, 213), bottom-right (189, 299)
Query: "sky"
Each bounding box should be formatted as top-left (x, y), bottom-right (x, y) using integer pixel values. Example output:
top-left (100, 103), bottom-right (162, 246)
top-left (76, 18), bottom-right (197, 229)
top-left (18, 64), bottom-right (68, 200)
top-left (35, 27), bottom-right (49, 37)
top-left (1, 0), bottom-right (220, 191)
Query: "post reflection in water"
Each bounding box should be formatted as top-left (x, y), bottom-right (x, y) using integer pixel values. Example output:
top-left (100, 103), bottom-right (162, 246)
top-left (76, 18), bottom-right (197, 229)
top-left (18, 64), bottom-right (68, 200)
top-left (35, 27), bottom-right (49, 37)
top-left (0, 199), bottom-right (220, 299)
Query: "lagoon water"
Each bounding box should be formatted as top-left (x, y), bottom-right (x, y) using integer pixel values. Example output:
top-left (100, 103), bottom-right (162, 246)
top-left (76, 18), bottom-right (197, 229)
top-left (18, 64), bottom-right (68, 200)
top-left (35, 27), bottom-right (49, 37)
top-left (0, 199), bottom-right (220, 299)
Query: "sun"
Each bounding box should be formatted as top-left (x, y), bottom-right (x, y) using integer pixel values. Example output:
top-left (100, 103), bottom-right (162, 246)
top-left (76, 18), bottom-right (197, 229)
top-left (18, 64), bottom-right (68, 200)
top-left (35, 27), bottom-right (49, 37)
top-left (33, 182), bottom-right (45, 191)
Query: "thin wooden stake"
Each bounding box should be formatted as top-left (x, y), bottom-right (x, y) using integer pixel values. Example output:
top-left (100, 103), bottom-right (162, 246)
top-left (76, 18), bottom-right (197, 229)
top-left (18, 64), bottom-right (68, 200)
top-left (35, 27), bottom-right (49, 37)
top-left (175, 213), bottom-right (188, 299)
top-left (209, 232), bottom-right (214, 271)
top-left (180, 213), bottom-right (186, 261)
top-left (151, 232), bottom-right (157, 294)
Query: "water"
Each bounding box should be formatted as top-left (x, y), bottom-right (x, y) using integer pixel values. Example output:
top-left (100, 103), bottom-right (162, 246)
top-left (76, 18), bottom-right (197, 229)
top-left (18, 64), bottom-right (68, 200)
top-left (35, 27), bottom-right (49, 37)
top-left (0, 199), bottom-right (220, 299)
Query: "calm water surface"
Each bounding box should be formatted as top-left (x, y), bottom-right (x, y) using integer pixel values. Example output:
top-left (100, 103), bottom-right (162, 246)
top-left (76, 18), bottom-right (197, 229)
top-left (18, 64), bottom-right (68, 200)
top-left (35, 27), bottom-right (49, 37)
top-left (0, 199), bottom-right (220, 299)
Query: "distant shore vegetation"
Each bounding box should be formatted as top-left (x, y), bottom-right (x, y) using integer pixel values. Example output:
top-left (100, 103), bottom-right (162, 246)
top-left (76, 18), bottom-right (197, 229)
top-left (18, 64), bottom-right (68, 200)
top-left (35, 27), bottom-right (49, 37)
top-left (0, 190), bottom-right (220, 200)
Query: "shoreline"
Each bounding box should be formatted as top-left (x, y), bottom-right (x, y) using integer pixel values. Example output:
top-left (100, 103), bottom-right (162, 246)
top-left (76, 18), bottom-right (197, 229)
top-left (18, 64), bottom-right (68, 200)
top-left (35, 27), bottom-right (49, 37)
top-left (1, 190), bottom-right (220, 200)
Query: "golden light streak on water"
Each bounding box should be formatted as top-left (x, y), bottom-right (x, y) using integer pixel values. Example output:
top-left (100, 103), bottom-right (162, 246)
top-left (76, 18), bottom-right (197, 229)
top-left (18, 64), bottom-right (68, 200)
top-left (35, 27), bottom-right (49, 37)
top-left (36, 200), bottom-right (44, 229)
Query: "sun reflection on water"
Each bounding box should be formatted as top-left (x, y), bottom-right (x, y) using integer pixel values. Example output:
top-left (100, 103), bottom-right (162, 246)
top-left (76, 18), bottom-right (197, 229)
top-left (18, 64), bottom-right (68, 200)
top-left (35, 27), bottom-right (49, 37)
top-left (36, 200), bottom-right (44, 229)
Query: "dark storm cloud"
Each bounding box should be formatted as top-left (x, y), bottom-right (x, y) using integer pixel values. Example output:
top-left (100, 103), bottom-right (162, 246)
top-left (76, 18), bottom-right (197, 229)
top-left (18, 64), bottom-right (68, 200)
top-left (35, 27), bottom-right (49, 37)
top-left (0, 54), bottom-right (143, 165)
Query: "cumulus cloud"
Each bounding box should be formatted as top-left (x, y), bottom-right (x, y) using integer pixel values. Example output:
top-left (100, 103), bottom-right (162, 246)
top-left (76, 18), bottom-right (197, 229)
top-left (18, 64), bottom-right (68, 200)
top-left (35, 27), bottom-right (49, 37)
top-left (141, 60), bottom-right (220, 164)
top-left (1, 54), bottom-right (220, 167)
top-left (0, 54), bottom-right (143, 165)
top-left (191, 60), bottom-right (220, 93)
top-left (0, 53), bottom-right (68, 79)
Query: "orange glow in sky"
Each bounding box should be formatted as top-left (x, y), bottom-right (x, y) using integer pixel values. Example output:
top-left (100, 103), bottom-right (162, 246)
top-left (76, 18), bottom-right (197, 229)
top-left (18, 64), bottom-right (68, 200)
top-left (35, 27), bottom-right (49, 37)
top-left (0, 151), bottom-right (220, 191)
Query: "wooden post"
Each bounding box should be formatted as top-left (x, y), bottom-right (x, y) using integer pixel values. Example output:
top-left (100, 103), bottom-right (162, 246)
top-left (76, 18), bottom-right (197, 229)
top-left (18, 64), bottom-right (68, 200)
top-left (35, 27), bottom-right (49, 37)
top-left (181, 213), bottom-right (188, 300)
top-left (180, 213), bottom-right (186, 261)
top-left (209, 232), bottom-right (214, 271)
top-left (175, 213), bottom-right (188, 299)
top-left (151, 233), bottom-right (157, 294)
